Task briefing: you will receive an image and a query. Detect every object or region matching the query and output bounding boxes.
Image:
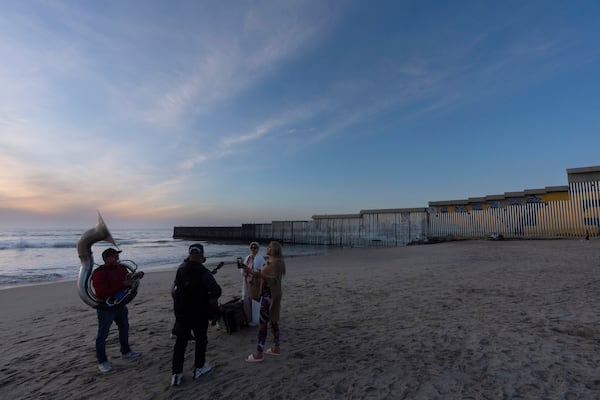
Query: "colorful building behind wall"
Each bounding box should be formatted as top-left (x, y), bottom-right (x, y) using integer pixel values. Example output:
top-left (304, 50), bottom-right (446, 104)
top-left (428, 166), bottom-right (600, 239)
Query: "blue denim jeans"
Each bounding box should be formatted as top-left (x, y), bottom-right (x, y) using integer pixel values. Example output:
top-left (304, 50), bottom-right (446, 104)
top-left (96, 306), bottom-right (131, 363)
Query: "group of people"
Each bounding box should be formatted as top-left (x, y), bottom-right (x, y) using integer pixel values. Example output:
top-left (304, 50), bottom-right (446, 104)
top-left (89, 240), bottom-right (286, 387)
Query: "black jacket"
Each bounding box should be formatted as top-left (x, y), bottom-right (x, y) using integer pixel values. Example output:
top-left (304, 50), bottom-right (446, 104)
top-left (172, 260), bottom-right (222, 320)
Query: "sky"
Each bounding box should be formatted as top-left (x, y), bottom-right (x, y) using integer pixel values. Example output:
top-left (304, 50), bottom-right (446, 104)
top-left (1, 1), bottom-right (600, 229)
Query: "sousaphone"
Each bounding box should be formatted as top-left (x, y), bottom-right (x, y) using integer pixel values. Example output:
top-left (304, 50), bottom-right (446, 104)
top-left (76, 212), bottom-right (140, 309)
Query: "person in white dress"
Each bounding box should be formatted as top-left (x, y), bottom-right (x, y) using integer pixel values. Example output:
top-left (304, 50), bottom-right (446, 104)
top-left (241, 242), bottom-right (265, 326)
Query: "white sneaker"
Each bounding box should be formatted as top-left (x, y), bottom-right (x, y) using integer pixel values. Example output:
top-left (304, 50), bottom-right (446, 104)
top-left (171, 373), bottom-right (183, 386)
top-left (98, 361), bottom-right (112, 373)
top-left (193, 363), bottom-right (213, 379)
top-left (122, 350), bottom-right (141, 359)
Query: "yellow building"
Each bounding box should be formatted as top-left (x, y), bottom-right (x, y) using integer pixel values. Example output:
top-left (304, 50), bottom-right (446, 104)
top-left (428, 166), bottom-right (600, 238)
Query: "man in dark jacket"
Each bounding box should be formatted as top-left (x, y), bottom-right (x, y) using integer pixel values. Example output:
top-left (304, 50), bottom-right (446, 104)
top-left (171, 243), bottom-right (222, 386)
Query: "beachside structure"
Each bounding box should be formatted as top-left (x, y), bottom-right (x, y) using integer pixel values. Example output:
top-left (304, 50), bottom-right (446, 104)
top-left (174, 165), bottom-right (600, 246)
top-left (428, 166), bottom-right (600, 240)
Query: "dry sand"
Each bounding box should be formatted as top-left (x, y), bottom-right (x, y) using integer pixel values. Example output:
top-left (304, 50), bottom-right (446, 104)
top-left (1, 239), bottom-right (600, 399)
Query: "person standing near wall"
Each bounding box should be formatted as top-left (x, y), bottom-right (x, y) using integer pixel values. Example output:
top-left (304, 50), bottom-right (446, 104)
top-left (240, 242), bottom-right (265, 326)
top-left (244, 241), bottom-right (285, 362)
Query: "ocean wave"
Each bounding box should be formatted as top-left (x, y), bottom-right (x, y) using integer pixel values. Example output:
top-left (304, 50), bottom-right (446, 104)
top-left (0, 240), bottom-right (76, 250)
top-left (0, 272), bottom-right (65, 285)
top-left (0, 238), bottom-right (175, 250)
top-left (53, 241), bottom-right (76, 248)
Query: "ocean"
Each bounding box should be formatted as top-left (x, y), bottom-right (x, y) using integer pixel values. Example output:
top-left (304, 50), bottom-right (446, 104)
top-left (0, 227), bottom-right (329, 289)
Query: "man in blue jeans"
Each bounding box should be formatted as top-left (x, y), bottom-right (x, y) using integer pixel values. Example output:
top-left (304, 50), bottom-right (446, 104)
top-left (92, 247), bottom-right (144, 373)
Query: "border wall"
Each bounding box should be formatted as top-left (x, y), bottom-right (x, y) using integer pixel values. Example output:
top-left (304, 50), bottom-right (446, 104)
top-left (173, 208), bottom-right (429, 247)
top-left (173, 165), bottom-right (600, 246)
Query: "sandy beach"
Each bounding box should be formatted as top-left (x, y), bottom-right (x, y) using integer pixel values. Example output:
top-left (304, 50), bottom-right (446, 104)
top-left (1, 239), bottom-right (600, 399)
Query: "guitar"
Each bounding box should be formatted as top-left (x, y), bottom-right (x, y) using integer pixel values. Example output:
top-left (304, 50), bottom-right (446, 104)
top-left (210, 261), bottom-right (225, 275)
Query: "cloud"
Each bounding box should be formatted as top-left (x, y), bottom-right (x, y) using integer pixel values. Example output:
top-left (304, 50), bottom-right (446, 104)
top-left (135, 2), bottom-right (339, 127)
top-left (178, 153), bottom-right (208, 170)
top-left (222, 119), bottom-right (282, 146)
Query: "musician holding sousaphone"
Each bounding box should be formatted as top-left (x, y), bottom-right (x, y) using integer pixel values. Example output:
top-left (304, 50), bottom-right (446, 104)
top-left (76, 212), bottom-right (145, 374)
top-left (92, 247), bottom-right (144, 373)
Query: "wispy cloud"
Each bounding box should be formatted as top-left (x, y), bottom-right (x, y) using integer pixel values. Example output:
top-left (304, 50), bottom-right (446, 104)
top-left (137, 2), bottom-right (338, 127)
top-left (178, 154), bottom-right (208, 171)
top-left (222, 119), bottom-right (282, 146)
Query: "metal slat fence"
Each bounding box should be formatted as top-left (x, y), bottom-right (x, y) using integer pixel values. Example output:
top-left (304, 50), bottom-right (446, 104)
top-left (178, 181), bottom-right (600, 246)
top-left (428, 182), bottom-right (600, 239)
top-left (253, 187), bottom-right (600, 245)
top-left (253, 211), bottom-right (429, 247)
